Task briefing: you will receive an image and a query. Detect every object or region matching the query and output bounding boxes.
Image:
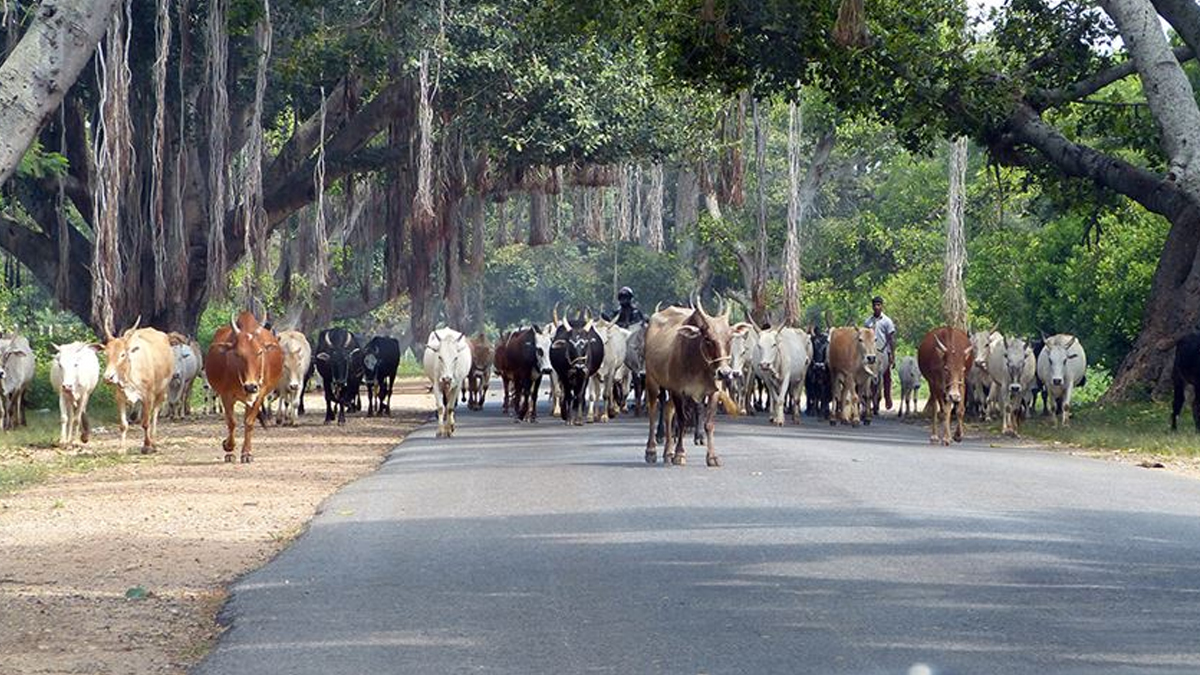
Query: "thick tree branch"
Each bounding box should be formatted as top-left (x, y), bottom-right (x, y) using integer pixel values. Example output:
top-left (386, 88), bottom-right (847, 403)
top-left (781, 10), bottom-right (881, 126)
top-left (1032, 44), bottom-right (1195, 109)
top-left (264, 77), bottom-right (352, 187)
top-left (1150, 0), bottom-right (1200, 56)
top-left (0, 0), bottom-right (122, 188)
top-left (0, 216), bottom-right (91, 321)
top-left (1001, 103), bottom-right (1194, 221)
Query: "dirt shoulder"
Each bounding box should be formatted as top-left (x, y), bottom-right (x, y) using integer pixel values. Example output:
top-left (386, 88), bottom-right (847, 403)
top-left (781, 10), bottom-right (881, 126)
top-left (0, 379), bottom-right (432, 675)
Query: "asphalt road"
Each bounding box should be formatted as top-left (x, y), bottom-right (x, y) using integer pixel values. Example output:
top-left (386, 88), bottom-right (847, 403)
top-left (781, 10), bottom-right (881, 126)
top-left (195, 387), bottom-right (1200, 675)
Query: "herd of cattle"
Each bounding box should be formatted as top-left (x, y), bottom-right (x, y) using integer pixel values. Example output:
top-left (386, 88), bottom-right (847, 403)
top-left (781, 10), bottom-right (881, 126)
top-left (0, 312), bottom-right (404, 463)
top-left (420, 298), bottom-right (1185, 467)
top-left (0, 305), bottom-right (1197, 465)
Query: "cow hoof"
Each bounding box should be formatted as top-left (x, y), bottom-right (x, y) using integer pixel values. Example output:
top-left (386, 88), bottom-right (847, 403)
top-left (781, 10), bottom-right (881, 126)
top-left (829, 420), bottom-right (837, 427)
top-left (671, 454), bottom-right (686, 466)
top-left (863, 419), bottom-right (872, 426)
top-left (141, 445), bottom-right (157, 455)
top-left (707, 456), bottom-right (721, 468)
top-left (663, 452), bottom-right (675, 465)
top-left (930, 436), bottom-right (939, 444)
top-left (645, 450), bottom-right (658, 464)
top-left (224, 453), bottom-right (234, 463)
top-left (241, 453), bottom-right (252, 464)
top-left (953, 431), bottom-right (963, 442)
top-left (942, 439), bottom-right (950, 446)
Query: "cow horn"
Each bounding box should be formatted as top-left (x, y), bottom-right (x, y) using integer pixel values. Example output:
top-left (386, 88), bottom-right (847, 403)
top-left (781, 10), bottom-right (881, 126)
top-left (103, 324), bottom-right (114, 342)
top-left (230, 313), bottom-right (240, 335)
top-left (719, 295), bottom-right (730, 321)
top-left (344, 331), bottom-right (353, 348)
top-left (552, 302), bottom-right (561, 326)
top-left (696, 295), bottom-right (711, 321)
top-left (323, 332), bottom-right (332, 347)
top-left (583, 318), bottom-right (594, 333)
top-left (1065, 335), bottom-right (1077, 349)
top-left (122, 315), bottom-right (142, 338)
top-left (934, 332), bottom-right (947, 353)
top-left (563, 314), bottom-right (573, 331)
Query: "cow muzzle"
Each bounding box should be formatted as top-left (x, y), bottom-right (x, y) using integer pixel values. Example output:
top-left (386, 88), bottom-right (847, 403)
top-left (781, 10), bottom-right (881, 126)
top-left (948, 388), bottom-right (962, 403)
top-left (541, 368), bottom-right (552, 375)
top-left (1052, 378), bottom-right (1063, 386)
top-left (1010, 383), bottom-right (1022, 394)
top-left (440, 376), bottom-right (452, 386)
top-left (288, 383), bottom-right (301, 393)
top-left (865, 355), bottom-right (877, 365)
top-left (243, 383), bottom-right (259, 395)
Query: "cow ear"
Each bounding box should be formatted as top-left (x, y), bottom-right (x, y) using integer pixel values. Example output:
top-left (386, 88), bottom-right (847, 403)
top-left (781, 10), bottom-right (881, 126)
top-left (678, 325), bottom-right (702, 339)
top-left (89, 343), bottom-right (104, 353)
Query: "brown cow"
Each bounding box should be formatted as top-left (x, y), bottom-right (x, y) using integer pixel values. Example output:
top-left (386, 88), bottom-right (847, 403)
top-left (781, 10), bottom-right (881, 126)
top-left (918, 326), bottom-right (974, 445)
top-left (101, 321), bottom-right (175, 453)
top-left (205, 311), bottom-right (284, 463)
top-left (644, 299), bottom-right (744, 467)
top-left (493, 331), bottom-right (515, 414)
top-left (826, 327), bottom-right (878, 427)
top-left (467, 333), bottom-right (493, 411)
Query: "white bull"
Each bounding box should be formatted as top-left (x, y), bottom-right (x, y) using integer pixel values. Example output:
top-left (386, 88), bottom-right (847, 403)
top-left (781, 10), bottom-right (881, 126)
top-left (729, 322), bottom-right (757, 415)
top-left (967, 330), bottom-right (1003, 420)
top-left (591, 321), bottom-right (630, 422)
top-left (898, 356), bottom-right (921, 418)
top-left (988, 336), bottom-right (1037, 436)
top-left (273, 330), bottom-right (312, 426)
top-left (423, 328), bottom-right (473, 438)
top-left (50, 342), bottom-right (100, 446)
top-left (167, 341), bottom-right (202, 420)
top-left (756, 327), bottom-right (812, 426)
top-left (0, 336), bottom-right (35, 430)
top-left (1036, 334), bottom-right (1087, 427)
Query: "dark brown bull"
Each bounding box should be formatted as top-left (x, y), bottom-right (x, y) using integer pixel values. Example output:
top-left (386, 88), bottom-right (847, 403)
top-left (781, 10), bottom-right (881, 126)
top-left (643, 299), bottom-right (743, 467)
top-left (917, 326), bottom-right (973, 445)
top-left (493, 331), bottom-right (514, 414)
top-left (205, 311), bottom-right (284, 463)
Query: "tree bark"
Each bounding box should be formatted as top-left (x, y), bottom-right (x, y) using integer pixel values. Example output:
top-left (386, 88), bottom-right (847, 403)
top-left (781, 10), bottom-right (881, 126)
top-left (943, 137), bottom-right (969, 332)
top-left (0, 0), bottom-right (123, 189)
top-left (528, 191), bottom-right (553, 245)
top-left (646, 163), bottom-right (665, 252)
top-left (1100, 0), bottom-right (1200, 206)
top-left (1149, 0), bottom-right (1200, 56)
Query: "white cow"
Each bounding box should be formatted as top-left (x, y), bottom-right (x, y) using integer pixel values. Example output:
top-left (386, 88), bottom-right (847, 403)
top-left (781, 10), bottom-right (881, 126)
top-left (590, 320), bottom-right (630, 422)
top-left (50, 342), bottom-right (100, 446)
top-left (729, 322), bottom-right (758, 415)
top-left (897, 356), bottom-right (921, 418)
top-left (988, 336), bottom-right (1037, 436)
top-left (423, 328), bottom-right (473, 438)
top-left (167, 341), bottom-right (202, 420)
top-left (756, 327), bottom-right (813, 426)
top-left (273, 330), bottom-right (312, 426)
top-left (1036, 334), bottom-right (1087, 427)
top-left (543, 321), bottom-right (563, 416)
top-left (967, 330), bottom-right (1003, 420)
top-left (0, 336), bottom-right (35, 430)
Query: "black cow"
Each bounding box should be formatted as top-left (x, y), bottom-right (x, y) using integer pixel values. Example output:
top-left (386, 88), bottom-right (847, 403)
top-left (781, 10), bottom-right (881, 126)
top-left (624, 320), bottom-right (648, 416)
top-left (313, 328), bottom-right (362, 426)
top-left (1029, 335), bottom-right (1049, 416)
top-left (503, 326), bottom-right (551, 422)
top-left (550, 318), bottom-right (604, 425)
top-left (1172, 332), bottom-right (1200, 432)
top-left (805, 331), bottom-right (832, 419)
top-left (362, 336), bottom-right (401, 417)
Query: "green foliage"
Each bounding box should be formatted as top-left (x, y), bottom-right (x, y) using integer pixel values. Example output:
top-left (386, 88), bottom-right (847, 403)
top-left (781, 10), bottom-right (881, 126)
top-left (483, 240), bottom-right (694, 328)
top-left (1020, 399), bottom-right (1200, 456)
top-left (16, 140), bottom-right (69, 180)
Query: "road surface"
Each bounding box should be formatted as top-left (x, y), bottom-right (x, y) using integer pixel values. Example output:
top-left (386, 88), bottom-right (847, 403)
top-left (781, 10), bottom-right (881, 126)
top-left (195, 389), bottom-right (1200, 674)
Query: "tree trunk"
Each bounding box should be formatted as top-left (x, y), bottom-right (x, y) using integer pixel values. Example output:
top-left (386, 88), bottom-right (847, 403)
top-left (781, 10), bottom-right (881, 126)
top-left (646, 163), bottom-right (665, 252)
top-left (444, 194), bottom-right (465, 329)
top-left (0, 0), bottom-right (123, 189)
top-left (749, 98), bottom-right (768, 321)
top-left (494, 197), bottom-right (508, 247)
top-left (528, 191), bottom-right (552, 245)
top-left (783, 102), bottom-right (802, 327)
top-left (943, 136), bottom-right (969, 332)
top-left (674, 168), bottom-right (699, 235)
top-left (1106, 204), bottom-right (1200, 400)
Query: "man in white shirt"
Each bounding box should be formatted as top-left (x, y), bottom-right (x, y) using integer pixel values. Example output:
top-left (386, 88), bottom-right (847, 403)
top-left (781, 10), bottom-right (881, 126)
top-left (864, 295), bottom-right (897, 410)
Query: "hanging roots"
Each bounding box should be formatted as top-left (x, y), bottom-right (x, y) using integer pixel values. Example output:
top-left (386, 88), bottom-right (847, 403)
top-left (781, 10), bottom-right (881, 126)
top-left (150, 0), bottom-right (171, 309)
top-left (833, 0), bottom-right (870, 48)
top-left (311, 87), bottom-right (329, 286)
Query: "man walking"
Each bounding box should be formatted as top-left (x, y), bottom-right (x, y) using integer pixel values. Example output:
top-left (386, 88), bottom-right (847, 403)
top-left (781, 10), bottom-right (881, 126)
top-left (865, 295), bottom-right (897, 410)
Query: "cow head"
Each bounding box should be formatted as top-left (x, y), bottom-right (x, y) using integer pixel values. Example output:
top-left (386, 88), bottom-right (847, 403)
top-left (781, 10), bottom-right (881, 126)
top-left (53, 342), bottom-right (99, 402)
top-left (810, 331), bottom-right (830, 372)
top-left (169, 344), bottom-right (194, 397)
top-left (101, 335), bottom-right (131, 389)
top-left (857, 327), bottom-right (879, 375)
top-left (532, 326), bottom-right (553, 375)
top-left (213, 312), bottom-right (280, 396)
top-left (427, 330), bottom-right (468, 390)
top-left (681, 297), bottom-right (736, 387)
top-left (1045, 335), bottom-right (1079, 387)
top-left (362, 344), bottom-right (380, 386)
top-left (934, 331), bottom-right (972, 404)
top-left (756, 327), bottom-right (784, 378)
top-left (970, 330), bottom-right (998, 371)
top-left (1001, 336), bottom-right (1029, 399)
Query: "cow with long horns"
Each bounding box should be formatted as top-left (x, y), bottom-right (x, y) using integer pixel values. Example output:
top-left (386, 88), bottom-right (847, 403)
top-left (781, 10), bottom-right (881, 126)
top-left (312, 327), bottom-right (362, 426)
top-left (918, 326), bottom-right (974, 445)
top-left (550, 308), bottom-right (605, 426)
top-left (100, 319), bottom-right (175, 452)
top-left (205, 311), bottom-right (284, 462)
top-left (644, 297), bottom-right (744, 467)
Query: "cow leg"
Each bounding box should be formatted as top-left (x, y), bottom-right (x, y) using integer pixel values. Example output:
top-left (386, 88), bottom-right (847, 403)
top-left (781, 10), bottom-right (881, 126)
top-left (242, 399), bottom-right (262, 463)
top-left (1172, 377), bottom-right (1185, 431)
top-left (645, 381), bottom-right (660, 463)
top-left (790, 380), bottom-right (804, 425)
top-left (58, 392), bottom-right (70, 447)
top-left (1062, 388), bottom-right (1073, 427)
top-left (662, 395), bottom-right (677, 465)
top-left (117, 396), bottom-right (129, 446)
top-left (324, 389), bottom-right (335, 425)
top-left (703, 393), bottom-right (721, 467)
top-left (1190, 384), bottom-right (1200, 432)
top-left (80, 395), bottom-right (91, 444)
top-left (692, 399), bottom-right (705, 446)
top-left (337, 399), bottom-right (347, 427)
top-left (930, 397), bottom-right (941, 444)
top-left (447, 389), bottom-right (458, 436)
top-left (953, 397), bottom-right (965, 442)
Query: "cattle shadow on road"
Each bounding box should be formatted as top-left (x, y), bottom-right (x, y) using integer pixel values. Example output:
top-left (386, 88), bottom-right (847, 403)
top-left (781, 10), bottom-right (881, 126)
top-left (200, 496), bottom-right (1200, 675)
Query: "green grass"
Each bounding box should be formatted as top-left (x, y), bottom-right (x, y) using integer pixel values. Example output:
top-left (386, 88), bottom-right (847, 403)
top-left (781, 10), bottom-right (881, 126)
top-left (397, 354), bottom-right (425, 378)
top-left (1018, 401), bottom-right (1200, 456)
top-left (0, 407), bottom-right (136, 496)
